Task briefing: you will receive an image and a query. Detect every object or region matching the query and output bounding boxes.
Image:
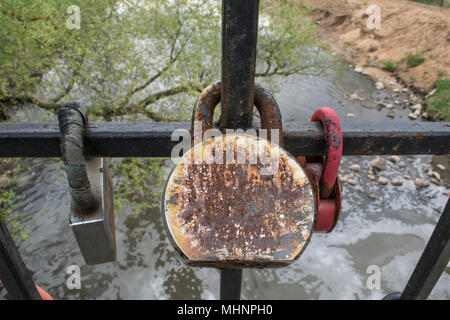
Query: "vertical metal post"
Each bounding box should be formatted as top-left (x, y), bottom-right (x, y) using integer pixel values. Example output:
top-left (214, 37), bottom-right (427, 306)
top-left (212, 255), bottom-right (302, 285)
top-left (219, 0), bottom-right (260, 299)
top-left (220, 269), bottom-right (242, 300)
top-left (221, 0), bottom-right (259, 129)
top-left (0, 214), bottom-right (41, 300)
top-left (400, 197), bottom-right (450, 300)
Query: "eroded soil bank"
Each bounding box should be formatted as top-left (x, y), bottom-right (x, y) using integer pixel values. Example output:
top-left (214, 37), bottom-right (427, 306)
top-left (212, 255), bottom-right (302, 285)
top-left (304, 0), bottom-right (450, 92)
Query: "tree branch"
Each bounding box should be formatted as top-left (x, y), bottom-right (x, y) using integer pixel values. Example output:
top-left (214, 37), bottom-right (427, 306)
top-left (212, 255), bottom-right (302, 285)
top-left (123, 14), bottom-right (191, 105)
top-left (4, 88), bottom-right (60, 111)
top-left (1, 10), bottom-right (49, 23)
top-left (128, 83), bottom-right (203, 111)
top-left (255, 64), bottom-right (315, 78)
top-left (2, 81), bottom-right (204, 122)
top-left (127, 63), bottom-right (172, 99)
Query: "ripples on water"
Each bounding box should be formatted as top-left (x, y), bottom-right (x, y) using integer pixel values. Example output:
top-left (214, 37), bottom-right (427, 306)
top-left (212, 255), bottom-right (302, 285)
top-left (1, 65), bottom-right (449, 300)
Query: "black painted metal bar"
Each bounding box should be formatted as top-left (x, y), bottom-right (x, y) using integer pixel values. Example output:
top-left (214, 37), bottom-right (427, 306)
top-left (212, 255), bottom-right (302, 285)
top-left (400, 197), bottom-right (450, 300)
top-left (0, 214), bottom-right (41, 300)
top-left (221, 0), bottom-right (259, 129)
top-left (0, 121), bottom-right (449, 158)
top-left (220, 269), bottom-right (242, 300)
top-left (220, 0), bottom-right (260, 300)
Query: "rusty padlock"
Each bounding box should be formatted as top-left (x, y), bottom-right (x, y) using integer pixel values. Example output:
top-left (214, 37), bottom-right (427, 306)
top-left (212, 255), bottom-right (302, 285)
top-left (162, 82), bottom-right (316, 268)
top-left (296, 107), bottom-right (343, 233)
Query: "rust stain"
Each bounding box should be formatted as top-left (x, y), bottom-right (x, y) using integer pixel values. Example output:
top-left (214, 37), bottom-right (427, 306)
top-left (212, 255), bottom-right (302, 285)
top-left (191, 81), bottom-right (284, 146)
top-left (191, 81), bottom-right (221, 137)
top-left (163, 134), bottom-right (315, 268)
top-left (254, 84), bottom-right (284, 146)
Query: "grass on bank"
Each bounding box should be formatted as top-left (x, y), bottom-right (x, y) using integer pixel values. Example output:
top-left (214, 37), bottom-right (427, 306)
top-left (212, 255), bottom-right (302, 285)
top-left (424, 78), bottom-right (450, 121)
top-left (382, 61), bottom-right (398, 72)
top-left (381, 53), bottom-right (426, 73)
top-left (406, 53), bottom-right (426, 68)
top-left (409, 0), bottom-right (450, 8)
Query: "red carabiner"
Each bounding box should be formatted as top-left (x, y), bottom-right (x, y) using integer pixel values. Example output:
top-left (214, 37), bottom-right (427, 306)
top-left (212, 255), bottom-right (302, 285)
top-left (304, 107), bottom-right (343, 233)
top-left (310, 107), bottom-right (343, 199)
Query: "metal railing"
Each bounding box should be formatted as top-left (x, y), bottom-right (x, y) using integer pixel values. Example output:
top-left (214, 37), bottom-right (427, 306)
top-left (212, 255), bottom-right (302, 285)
top-left (0, 0), bottom-right (449, 300)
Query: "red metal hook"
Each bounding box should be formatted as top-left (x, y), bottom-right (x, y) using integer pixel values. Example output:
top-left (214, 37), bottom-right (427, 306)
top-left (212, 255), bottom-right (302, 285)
top-left (299, 107), bottom-right (343, 232)
top-left (310, 107), bottom-right (343, 199)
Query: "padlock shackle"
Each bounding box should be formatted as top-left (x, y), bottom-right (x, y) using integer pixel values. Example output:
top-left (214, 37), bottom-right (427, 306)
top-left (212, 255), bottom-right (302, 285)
top-left (58, 102), bottom-right (98, 215)
top-left (192, 81), bottom-right (283, 146)
top-left (310, 107), bottom-right (343, 199)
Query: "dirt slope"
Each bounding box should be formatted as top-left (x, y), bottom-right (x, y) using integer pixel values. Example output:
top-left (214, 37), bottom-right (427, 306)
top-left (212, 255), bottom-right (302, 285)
top-left (305, 0), bottom-right (450, 91)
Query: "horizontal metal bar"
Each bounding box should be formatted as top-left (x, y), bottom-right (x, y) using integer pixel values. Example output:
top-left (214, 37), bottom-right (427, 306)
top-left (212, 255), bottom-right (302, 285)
top-left (0, 121), bottom-right (449, 157)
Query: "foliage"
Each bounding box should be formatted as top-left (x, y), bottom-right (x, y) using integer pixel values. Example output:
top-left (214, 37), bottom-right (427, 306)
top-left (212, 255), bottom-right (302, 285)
top-left (0, 190), bottom-right (28, 240)
top-left (409, 0), bottom-right (450, 8)
top-left (0, 159), bottom-right (28, 241)
top-left (406, 53), bottom-right (425, 68)
top-left (0, 0), bottom-right (326, 122)
top-left (424, 79), bottom-right (450, 121)
top-left (382, 61), bottom-right (397, 72)
top-left (110, 157), bottom-right (170, 215)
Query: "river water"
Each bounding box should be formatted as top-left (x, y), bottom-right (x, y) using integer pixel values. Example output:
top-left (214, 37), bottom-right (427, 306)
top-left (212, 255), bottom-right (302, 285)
top-left (1, 63), bottom-right (449, 300)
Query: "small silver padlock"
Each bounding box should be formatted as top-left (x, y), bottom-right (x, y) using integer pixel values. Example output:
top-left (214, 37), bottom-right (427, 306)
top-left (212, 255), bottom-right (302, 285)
top-left (58, 103), bottom-right (116, 265)
top-left (69, 157), bottom-right (116, 265)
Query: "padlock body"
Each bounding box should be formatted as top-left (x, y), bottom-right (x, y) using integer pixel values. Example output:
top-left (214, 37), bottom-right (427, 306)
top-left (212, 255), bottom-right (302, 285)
top-left (70, 157), bottom-right (116, 264)
top-left (163, 134), bottom-right (316, 268)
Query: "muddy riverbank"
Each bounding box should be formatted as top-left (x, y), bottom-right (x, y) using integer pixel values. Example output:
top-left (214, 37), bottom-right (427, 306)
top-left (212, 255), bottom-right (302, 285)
top-left (304, 0), bottom-right (450, 92)
top-left (302, 0), bottom-right (450, 181)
